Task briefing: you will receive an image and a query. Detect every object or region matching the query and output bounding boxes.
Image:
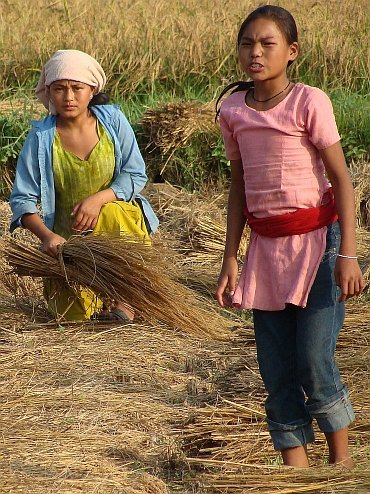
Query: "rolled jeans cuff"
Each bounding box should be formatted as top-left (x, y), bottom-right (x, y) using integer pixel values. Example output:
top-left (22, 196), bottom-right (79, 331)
top-left (306, 386), bottom-right (355, 433)
top-left (267, 417), bottom-right (315, 451)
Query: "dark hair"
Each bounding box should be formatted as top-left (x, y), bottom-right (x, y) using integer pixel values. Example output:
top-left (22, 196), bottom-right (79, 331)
top-left (237, 5), bottom-right (298, 53)
top-left (89, 92), bottom-right (110, 106)
top-left (215, 5), bottom-right (298, 120)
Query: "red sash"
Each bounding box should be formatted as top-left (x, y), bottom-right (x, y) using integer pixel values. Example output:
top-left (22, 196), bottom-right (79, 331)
top-left (244, 189), bottom-right (338, 238)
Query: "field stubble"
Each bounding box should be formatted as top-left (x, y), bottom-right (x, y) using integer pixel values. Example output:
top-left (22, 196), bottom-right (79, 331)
top-left (0, 185), bottom-right (370, 493)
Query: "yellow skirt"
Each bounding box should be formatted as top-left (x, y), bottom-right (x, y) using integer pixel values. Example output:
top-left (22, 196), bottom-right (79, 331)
top-left (44, 201), bottom-right (149, 321)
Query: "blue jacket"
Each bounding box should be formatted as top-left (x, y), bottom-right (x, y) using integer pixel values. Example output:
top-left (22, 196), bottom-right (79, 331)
top-left (9, 104), bottom-right (159, 234)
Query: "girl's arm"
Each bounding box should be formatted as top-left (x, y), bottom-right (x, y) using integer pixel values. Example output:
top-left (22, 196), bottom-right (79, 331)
top-left (111, 110), bottom-right (148, 198)
top-left (9, 130), bottom-right (43, 233)
top-left (21, 213), bottom-right (66, 258)
top-left (216, 158), bottom-right (247, 307)
top-left (320, 141), bottom-right (363, 301)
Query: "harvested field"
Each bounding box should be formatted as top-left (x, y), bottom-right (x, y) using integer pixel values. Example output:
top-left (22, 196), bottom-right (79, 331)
top-left (0, 183), bottom-right (370, 493)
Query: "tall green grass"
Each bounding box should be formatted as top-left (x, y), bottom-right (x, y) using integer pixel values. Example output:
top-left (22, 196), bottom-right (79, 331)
top-left (331, 91), bottom-right (370, 160)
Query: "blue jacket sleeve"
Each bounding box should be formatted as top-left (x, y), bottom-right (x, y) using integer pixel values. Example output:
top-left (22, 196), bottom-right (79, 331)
top-left (9, 129), bottom-right (42, 232)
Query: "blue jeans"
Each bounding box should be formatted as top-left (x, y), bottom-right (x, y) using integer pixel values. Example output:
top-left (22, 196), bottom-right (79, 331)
top-left (253, 222), bottom-right (355, 451)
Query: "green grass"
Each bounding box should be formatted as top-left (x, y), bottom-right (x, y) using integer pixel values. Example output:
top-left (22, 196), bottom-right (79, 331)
top-left (330, 90), bottom-right (370, 161)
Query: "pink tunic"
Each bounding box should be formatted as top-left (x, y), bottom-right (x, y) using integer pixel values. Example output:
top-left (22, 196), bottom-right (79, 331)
top-left (219, 83), bottom-right (340, 310)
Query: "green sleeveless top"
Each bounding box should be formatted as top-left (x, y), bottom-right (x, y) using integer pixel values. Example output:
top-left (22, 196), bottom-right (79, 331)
top-left (52, 120), bottom-right (115, 239)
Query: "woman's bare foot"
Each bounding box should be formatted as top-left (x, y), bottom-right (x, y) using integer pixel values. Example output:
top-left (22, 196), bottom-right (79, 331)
top-left (116, 303), bottom-right (134, 321)
top-left (92, 302), bottom-right (134, 322)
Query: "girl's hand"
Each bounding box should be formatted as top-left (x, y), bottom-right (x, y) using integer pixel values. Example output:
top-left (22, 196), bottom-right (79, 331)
top-left (20, 213), bottom-right (66, 258)
top-left (71, 188), bottom-right (117, 231)
top-left (334, 257), bottom-right (364, 302)
top-left (216, 257), bottom-right (239, 308)
top-left (71, 195), bottom-right (103, 231)
top-left (41, 232), bottom-right (67, 258)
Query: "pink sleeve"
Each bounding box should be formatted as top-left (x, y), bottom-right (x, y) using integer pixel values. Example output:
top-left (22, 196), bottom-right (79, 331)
top-left (219, 107), bottom-right (242, 161)
top-left (304, 88), bottom-right (340, 149)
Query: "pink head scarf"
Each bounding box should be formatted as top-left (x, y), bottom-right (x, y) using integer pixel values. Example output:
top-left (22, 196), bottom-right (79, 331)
top-left (35, 49), bottom-right (106, 115)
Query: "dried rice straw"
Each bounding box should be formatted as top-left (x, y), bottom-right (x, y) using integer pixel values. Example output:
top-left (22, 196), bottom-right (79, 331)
top-left (140, 102), bottom-right (218, 175)
top-left (0, 232), bottom-right (230, 339)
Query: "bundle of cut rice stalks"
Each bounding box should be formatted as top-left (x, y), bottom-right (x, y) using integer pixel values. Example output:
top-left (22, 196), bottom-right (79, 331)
top-left (139, 102), bottom-right (223, 187)
top-left (350, 160), bottom-right (370, 228)
top-left (140, 102), bottom-right (218, 161)
top-left (0, 232), bottom-right (231, 339)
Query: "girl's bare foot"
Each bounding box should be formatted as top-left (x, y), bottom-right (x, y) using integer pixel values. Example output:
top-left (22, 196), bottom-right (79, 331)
top-left (332, 457), bottom-right (354, 470)
top-left (116, 303), bottom-right (134, 321)
top-left (281, 445), bottom-right (309, 468)
top-left (325, 429), bottom-right (353, 469)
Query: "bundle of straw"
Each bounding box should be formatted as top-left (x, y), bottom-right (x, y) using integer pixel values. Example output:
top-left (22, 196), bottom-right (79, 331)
top-left (140, 102), bottom-right (218, 157)
top-left (0, 233), bottom-right (230, 339)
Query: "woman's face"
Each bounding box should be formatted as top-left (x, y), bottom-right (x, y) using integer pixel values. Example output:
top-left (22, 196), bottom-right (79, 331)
top-left (47, 80), bottom-right (95, 118)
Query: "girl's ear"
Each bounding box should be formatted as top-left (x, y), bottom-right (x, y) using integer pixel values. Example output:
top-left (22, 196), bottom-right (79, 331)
top-left (289, 42), bottom-right (299, 62)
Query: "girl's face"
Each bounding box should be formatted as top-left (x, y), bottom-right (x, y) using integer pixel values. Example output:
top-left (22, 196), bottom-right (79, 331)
top-left (47, 80), bottom-right (95, 118)
top-left (238, 18), bottom-right (298, 83)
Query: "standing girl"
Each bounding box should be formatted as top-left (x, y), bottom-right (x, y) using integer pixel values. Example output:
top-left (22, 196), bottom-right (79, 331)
top-left (216, 6), bottom-right (363, 468)
top-left (10, 50), bottom-right (158, 322)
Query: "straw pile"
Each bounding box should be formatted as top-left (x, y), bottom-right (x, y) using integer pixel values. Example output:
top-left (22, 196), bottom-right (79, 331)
top-left (1, 175), bottom-right (370, 492)
top-left (0, 231), bottom-right (232, 339)
top-left (351, 159), bottom-right (370, 229)
top-left (0, 317), bottom-right (231, 494)
top-left (144, 183), bottom-right (240, 262)
top-left (140, 102), bottom-right (218, 168)
top-left (355, 227), bottom-right (370, 288)
top-left (143, 183), bottom-right (249, 299)
top-left (139, 102), bottom-right (222, 186)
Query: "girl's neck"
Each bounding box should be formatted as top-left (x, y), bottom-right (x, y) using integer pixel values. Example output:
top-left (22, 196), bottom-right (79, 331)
top-left (245, 79), bottom-right (294, 111)
top-left (253, 77), bottom-right (290, 100)
top-left (56, 109), bottom-right (95, 131)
